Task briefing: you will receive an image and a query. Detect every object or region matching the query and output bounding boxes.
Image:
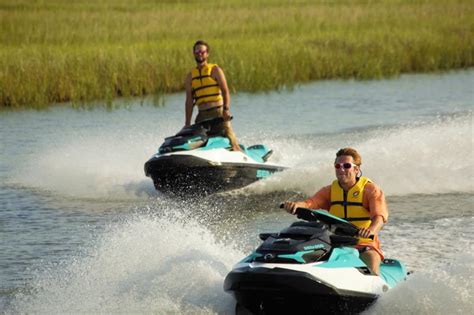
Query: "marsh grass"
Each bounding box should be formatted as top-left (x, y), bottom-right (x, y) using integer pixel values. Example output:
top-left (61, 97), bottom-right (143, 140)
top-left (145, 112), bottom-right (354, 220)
top-left (0, 0), bottom-right (472, 108)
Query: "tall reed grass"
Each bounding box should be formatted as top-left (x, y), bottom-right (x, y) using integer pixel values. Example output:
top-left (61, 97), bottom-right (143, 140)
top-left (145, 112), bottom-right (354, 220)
top-left (0, 0), bottom-right (472, 108)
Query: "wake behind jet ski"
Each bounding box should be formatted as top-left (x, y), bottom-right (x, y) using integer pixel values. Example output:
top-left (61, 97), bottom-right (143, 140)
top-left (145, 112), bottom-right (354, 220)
top-left (144, 117), bottom-right (286, 195)
top-left (224, 207), bottom-right (408, 314)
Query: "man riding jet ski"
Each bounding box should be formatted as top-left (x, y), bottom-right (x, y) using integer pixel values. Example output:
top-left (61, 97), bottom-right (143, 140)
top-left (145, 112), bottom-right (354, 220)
top-left (224, 207), bottom-right (408, 314)
top-left (144, 117), bottom-right (286, 195)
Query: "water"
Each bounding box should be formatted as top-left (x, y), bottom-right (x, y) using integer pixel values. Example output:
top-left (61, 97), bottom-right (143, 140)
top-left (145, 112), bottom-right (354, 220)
top-left (1, 70), bottom-right (473, 313)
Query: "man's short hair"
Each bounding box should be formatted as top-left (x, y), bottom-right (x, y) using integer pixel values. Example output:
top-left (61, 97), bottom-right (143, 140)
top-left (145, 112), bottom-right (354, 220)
top-left (335, 147), bottom-right (362, 166)
top-left (193, 40), bottom-right (210, 52)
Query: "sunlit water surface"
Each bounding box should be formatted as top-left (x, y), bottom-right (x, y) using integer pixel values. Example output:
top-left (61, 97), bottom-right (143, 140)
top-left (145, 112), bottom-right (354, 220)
top-left (1, 70), bottom-right (473, 314)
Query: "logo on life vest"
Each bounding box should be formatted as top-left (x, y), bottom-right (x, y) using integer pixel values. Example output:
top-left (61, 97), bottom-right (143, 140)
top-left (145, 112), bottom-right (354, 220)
top-left (353, 191), bottom-right (360, 197)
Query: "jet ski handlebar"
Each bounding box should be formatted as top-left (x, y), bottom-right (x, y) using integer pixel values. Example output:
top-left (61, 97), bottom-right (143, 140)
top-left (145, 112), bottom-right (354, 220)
top-left (280, 204), bottom-right (374, 240)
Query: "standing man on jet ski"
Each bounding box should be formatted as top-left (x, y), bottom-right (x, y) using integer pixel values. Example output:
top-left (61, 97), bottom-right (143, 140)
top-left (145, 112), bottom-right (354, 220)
top-left (183, 40), bottom-right (241, 151)
top-left (283, 147), bottom-right (388, 275)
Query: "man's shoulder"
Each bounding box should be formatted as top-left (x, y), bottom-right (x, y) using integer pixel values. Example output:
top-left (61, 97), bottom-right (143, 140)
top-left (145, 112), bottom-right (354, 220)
top-left (321, 184), bottom-right (332, 191)
top-left (363, 181), bottom-right (384, 197)
top-left (316, 185), bottom-right (332, 196)
top-left (210, 64), bottom-right (222, 74)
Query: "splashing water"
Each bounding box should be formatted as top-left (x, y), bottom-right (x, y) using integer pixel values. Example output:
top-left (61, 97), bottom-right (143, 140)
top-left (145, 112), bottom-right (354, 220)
top-left (242, 113), bottom-right (473, 196)
top-left (9, 210), bottom-right (242, 314)
top-left (365, 253), bottom-right (474, 314)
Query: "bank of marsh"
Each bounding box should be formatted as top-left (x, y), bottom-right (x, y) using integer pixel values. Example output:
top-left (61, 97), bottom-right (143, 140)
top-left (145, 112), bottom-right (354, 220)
top-left (0, 0), bottom-right (472, 108)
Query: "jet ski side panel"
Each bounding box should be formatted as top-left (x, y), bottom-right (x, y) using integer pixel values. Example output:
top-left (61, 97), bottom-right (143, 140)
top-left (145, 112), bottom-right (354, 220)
top-left (224, 266), bottom-right (377, 314)
top-left (380, 259), bottom-right (408, 288)
top-left (144, 154), bottom-right (283, 195)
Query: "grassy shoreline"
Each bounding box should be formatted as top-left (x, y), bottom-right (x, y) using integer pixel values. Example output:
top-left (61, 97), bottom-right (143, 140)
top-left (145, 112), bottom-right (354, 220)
top-left (1, 0), bottom-right (472, 109)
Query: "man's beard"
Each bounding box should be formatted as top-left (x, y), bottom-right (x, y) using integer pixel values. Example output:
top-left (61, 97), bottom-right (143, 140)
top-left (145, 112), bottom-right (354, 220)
top-left (195, 56), bottom-right (207, 63)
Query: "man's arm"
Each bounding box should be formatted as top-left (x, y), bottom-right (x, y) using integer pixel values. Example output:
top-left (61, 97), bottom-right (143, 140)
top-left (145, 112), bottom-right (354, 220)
top-left (212, 66), bottom-right (231, 120)
top-left (358, 215), bottom-right (384, 238)
top-left (184, 72), bottom-right (193, 126)
top-left (359, 184), bottom-right (388, 238)
top-left (283, 186), bottom-right (332, 215)
top-left (283, 201), bottom-right (311, 215)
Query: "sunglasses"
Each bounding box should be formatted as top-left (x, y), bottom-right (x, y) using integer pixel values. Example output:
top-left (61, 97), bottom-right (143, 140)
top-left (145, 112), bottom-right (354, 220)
top-left (334, 162), bottom-right (357, 170)
top-left (194, 50), bottom-right (207, 55)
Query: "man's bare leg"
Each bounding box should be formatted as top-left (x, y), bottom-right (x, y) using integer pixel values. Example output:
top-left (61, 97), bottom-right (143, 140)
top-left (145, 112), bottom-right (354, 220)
top-left (224, 121), bottom-right (241, 151)
top-left (360, 250), bottom-right (382, 275)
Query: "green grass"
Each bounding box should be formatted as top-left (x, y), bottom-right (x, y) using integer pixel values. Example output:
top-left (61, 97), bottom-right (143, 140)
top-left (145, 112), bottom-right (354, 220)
top-left (0, 0), bottom-right (472, 109)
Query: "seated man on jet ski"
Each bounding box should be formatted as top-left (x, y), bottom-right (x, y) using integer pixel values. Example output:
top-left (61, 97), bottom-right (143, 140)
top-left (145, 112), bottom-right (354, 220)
top-left (183, 40), bottom-right (241, 151)
top-left (283, 147), bottom-right (388, 275)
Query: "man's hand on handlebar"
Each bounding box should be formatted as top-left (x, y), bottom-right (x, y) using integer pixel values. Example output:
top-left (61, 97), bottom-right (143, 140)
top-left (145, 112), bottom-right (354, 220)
top-left (282, 201), bottom-right (307, 215)
top-left (358, 227), bottom-right (375, 239)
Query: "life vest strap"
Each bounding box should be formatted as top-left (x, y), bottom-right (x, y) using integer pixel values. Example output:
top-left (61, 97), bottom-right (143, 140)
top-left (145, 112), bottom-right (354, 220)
top-left (345, 217), bottom-right (371, 221)
top-left (193, 84), bottom-right (219, 93)
top-left (194, 93), bottom-right (221, 101)
top-left (331, 201), bottom-right (364, 206)
top-left (192, 75), bottom-right (212, 81)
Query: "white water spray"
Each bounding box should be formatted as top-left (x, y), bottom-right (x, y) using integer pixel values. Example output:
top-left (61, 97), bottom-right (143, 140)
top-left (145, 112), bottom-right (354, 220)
top-left (10, 210), bottom-right (241, 314)
top-left (248, 114), bottom-right (473, 196)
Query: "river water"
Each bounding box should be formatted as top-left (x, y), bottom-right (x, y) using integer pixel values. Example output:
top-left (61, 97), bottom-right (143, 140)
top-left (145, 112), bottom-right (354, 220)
top-left (1, 70), bottom-right (473, 314)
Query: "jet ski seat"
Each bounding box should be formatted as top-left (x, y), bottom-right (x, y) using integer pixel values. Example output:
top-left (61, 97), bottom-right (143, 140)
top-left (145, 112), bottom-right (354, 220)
top-left (278, 221), bottom-right (330, 241)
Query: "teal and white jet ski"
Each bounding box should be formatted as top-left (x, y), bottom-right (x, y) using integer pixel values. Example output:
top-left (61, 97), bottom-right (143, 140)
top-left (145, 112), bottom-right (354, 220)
top-left (144, 117), bottom-right (286, 195)
top-left (224, 208), bottom-right (408, 314)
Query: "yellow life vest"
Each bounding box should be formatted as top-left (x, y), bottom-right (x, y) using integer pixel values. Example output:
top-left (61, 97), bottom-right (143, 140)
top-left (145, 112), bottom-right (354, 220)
top-left (329, 176), bottom-right (372, 229)
top-left (191, 63), bottom-right (223, 106)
